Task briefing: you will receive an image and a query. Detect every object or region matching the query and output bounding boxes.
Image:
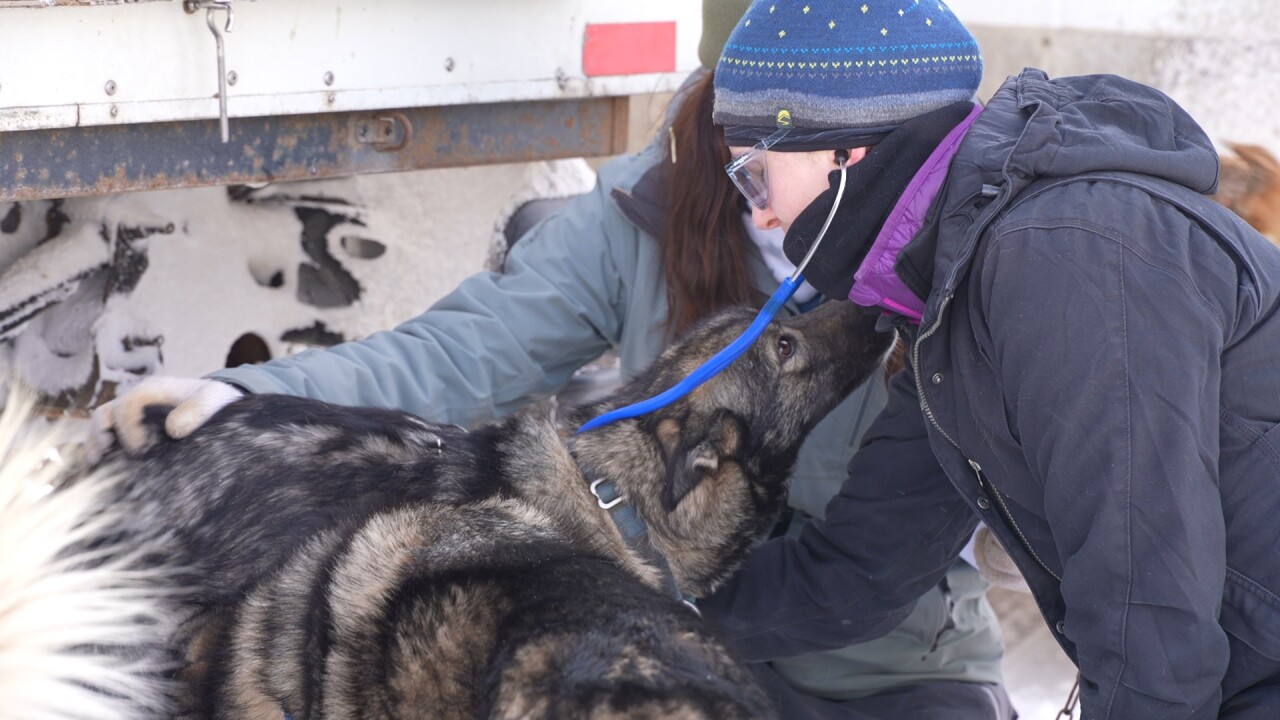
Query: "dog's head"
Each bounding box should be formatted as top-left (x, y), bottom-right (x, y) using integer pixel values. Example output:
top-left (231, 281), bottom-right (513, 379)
top-left (568, 300), bottom-right (894, 595)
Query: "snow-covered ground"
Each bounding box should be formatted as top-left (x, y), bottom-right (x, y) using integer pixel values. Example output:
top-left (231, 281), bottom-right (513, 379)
top-left (0, 160), bottom-right (595, 406)
top-left (990, 588), bottom-right (1080, 719)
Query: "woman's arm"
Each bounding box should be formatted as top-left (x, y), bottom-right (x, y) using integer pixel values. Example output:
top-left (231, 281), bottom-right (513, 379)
top-left (700, 362), bottom-right (976, 661)
top-left (210, 166), bottom-right (649, 427)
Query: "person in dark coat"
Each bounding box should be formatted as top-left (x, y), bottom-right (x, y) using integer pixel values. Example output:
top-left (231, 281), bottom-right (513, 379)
top-left (702, 2), bottom-right (1280, 718)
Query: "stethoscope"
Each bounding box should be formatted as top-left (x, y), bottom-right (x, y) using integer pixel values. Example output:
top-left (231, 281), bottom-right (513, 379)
top-left (578, 153), bottom-right (850, 433)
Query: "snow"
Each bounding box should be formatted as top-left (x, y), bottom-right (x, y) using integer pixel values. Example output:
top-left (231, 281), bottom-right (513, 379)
top-left (0, 221), bottom-right (109, 341)
top-left (0, 159), bottom-right (597, 402)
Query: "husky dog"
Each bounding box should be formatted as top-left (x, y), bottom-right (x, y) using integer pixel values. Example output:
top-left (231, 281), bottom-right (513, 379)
top-left (121, 300), bottom-right (894, 720)
top-left (0, 392), bottom-right (180, 720)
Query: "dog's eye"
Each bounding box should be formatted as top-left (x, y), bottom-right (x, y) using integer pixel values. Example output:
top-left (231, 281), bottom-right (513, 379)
top-left (777, 335), bottom-right (795, 359)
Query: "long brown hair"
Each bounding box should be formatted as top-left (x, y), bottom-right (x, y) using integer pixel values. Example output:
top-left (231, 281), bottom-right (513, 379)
top-left (662, 71), bottom-right (754, 336)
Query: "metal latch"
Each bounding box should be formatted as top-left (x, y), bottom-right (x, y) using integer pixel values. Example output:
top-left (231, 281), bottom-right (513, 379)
top-left (185, 0), bottom-right (236, 143)
top-left (353, 112), bottom-right (412, 152)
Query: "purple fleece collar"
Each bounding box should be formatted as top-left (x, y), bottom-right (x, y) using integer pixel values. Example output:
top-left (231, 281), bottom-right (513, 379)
top-left (847, 103), bottom-right (983, 322)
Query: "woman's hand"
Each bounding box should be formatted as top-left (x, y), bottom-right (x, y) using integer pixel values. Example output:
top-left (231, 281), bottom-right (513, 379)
top-left (973, 525), bottom-right (1030, 593)
top-left (89, 377), bottom-right (243, 459)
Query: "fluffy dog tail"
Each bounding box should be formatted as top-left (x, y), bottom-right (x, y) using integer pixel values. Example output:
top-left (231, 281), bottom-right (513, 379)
top-left (0, 391), bottom-right (179, 720)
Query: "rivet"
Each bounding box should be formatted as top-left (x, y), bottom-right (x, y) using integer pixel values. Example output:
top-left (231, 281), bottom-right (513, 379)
top-left (1056, 620), bottom-right (1066, 634)
top-left (444, 57), bottom-right (455, 72)
top-left (109, 104), bottom-right (119, 118)
top-left (326, 92), bottom-right (336, 104)
top-left (227, 71), bottom-right (238, 86)
top-left (931, 372), bottom-right (944, 384)
top-left (105, 80), bottom-right (117, 96)
top-left (323, 71), bottom-right (335, 86)
top-left (976, 496), bottom-right (991, 510)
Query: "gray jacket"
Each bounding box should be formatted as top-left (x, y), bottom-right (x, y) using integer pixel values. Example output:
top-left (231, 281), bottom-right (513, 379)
top-left (213, 137), bottom-right (1005, 698)
top-left (703, 69), bottom-right (1280, 718)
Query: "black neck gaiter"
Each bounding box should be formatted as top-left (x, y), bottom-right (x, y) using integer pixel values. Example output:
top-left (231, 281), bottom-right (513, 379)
top-left (781, 101), bottom-right (975, 300)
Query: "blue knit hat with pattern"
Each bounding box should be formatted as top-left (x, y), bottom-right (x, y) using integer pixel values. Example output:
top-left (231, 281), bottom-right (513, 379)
top-left (714, 0), bottom-right (982, 146)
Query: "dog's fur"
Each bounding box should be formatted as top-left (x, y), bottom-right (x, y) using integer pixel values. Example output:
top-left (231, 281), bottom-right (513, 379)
top-left (1214, 142), bottom-right (1280, 245)
top-left (108, 299), bottom-right (894, 719)
top-left (0, 392), bottom-right (180, 720)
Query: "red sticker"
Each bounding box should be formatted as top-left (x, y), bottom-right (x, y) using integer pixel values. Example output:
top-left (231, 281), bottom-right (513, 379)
top-left (583, 22), bottom-right (677, 77)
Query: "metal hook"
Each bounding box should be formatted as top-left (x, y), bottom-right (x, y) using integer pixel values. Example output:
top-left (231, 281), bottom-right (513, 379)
top-left (187, 0), bottom-right (236, 142)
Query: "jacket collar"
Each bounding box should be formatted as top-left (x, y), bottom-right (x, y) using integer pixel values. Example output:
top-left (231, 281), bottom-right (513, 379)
top-left (611, 160), bottom-right (668, 241)
top-left (848, 103), bottom-right (983, 322)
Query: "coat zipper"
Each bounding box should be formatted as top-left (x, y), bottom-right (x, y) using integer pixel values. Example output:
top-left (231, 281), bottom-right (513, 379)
top-left (969, 459), bottom-right (1061, 582)
top-left (911, 292), bottom-right (1063, 583)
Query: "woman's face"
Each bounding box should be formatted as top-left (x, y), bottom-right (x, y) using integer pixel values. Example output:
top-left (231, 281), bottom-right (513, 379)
top-left (727, 146), bottom-right (867, 232)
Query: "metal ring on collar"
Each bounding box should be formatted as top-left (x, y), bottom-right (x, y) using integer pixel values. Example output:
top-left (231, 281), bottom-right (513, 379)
top-left (589, 478), bottom-right (626, 510)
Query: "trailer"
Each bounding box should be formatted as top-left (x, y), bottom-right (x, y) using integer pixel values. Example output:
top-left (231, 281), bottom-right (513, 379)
top-left (0, 0), bottom-right (701, 200)
top-left (0, 0), bottom-right (700, 405)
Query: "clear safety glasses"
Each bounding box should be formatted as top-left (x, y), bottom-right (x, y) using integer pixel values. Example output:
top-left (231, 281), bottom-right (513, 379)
top-left (724, 127), bottom-right (791, 210)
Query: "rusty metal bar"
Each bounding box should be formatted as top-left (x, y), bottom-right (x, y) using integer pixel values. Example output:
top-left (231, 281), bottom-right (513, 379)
top-left (0, 97), bottom-right (630, 201)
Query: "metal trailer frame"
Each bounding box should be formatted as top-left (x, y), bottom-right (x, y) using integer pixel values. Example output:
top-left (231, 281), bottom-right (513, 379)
top-left (0, 0), bottom-right (700, 200)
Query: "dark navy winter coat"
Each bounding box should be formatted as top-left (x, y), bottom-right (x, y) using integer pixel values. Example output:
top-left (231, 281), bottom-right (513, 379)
top-left (704, 69), bottom-right (1280, 719)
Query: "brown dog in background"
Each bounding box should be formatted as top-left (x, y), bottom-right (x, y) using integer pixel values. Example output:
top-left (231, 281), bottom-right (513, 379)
top-left (1214, 142), bottom-right (1280, 245)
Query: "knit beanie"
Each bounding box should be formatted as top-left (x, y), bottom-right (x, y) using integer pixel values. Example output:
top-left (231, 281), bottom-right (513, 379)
top-left (699, 0), bottom-right (755, 70)
top-left (714, 0), bottom-right (982, 147)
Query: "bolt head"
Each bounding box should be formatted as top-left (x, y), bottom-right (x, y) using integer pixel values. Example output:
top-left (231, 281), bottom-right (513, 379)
top-left (105, 80), bottom-right (117, 96)
top-left (324, 71), bottom-right (335, 86)
top-left (227, 71), bottom-right (238, 86)
top-left (109, 105), bottom-right (119, 117)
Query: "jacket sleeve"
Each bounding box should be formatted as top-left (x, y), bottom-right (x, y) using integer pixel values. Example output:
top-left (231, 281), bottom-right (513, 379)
top-left (982, 220), bottom-right (1230, 719)
top-left (209, 175), bottom-right (638, 428)
top-left (699, 361), bottom-right (978, 662)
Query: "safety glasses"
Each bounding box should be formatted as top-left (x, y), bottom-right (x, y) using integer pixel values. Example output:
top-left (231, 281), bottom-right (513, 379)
top-left (724, 127), bottom-right (791, 210)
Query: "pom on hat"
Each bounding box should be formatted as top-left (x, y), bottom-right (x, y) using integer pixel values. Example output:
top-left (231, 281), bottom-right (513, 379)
top-left (714, 0), bottom-right (982, 140)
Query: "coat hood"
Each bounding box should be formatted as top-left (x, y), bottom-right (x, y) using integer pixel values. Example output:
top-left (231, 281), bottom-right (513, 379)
top-left (915, 69), bottom-right (1221, 325)
top-left (958, 69), bottom-right (1219, 198)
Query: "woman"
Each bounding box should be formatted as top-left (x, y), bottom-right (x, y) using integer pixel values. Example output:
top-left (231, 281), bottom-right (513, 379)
top-left (700, 1), bottom-right (1280, 718)
top-left (93, 53), bottom-right (1012, 720)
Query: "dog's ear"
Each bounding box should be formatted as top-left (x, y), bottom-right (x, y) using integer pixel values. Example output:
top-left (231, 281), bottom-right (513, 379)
top-left (660, 409), bottom-right (746, 512)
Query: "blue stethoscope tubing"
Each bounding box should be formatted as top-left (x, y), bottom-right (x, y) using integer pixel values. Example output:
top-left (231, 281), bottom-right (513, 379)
top-left (577, 161), bottom-right (849, 434)
top-left (577, 276), bottom-right (804, 433)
